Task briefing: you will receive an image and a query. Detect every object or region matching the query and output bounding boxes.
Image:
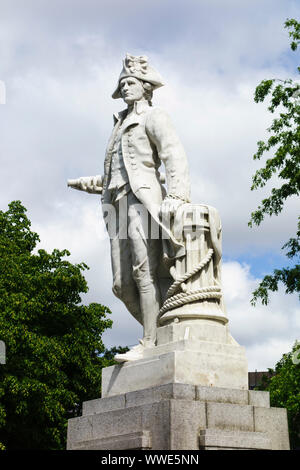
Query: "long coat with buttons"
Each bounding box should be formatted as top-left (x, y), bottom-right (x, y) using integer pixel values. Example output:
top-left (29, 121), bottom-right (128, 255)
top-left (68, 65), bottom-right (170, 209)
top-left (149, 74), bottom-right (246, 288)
top-left (101, 100), bottom-right (191, 259)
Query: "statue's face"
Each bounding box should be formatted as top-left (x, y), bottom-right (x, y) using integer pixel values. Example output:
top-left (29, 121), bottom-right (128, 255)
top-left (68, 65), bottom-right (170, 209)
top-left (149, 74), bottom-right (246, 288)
top-left (119, 77), bottom-right (145, 105)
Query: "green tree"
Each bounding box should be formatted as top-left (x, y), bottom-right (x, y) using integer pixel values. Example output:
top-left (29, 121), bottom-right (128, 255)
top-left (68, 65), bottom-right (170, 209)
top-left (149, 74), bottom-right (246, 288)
top-left (0, 200), bottom-right (117, 450)
top-left (102, 346), bottom-right (129, 361)
top-left (249, 18), bottom-right (300, 306)
top-left (257, 342), bottom-right (300, 449)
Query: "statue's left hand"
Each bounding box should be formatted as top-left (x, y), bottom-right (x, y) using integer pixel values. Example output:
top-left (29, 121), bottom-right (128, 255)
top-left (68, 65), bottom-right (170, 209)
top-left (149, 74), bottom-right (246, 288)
top-left (160, 196), bottom-right (185, 219)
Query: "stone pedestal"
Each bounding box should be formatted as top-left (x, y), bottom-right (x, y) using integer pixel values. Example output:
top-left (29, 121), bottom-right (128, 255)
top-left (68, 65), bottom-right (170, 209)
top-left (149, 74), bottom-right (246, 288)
top-left (67, 383), bottom-right (290, 450)
top-left (102, 320), bottom-right (248, 397)
top-left (67, 318), bottom-right (290, 450)
top-left (67, 314), bottom-right (290, 450)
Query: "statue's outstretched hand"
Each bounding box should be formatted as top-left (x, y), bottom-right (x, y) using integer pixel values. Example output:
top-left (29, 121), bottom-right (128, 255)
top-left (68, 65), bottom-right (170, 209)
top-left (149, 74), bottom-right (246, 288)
top-left (67, 175), bottom-right (103, 194)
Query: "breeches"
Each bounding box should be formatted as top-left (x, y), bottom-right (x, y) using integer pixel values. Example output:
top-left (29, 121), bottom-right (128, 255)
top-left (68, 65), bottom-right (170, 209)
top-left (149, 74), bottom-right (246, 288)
top-left (109, 191), bottom-right (161, 327)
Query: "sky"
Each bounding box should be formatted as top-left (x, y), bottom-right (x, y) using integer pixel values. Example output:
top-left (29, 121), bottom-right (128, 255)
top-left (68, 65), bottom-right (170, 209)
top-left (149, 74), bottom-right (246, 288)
top-left (0, 0), bottom-right (300, 371)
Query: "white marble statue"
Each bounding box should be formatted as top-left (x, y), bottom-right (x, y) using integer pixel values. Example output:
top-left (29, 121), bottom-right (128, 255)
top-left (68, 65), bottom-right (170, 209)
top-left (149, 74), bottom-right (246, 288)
top-left (68, 54), bottom-right (226, 362)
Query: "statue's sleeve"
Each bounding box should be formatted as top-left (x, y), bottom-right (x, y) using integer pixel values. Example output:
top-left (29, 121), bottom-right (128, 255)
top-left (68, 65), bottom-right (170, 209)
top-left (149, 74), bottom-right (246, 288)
top-left (146, 107), bottom-right (191, 202)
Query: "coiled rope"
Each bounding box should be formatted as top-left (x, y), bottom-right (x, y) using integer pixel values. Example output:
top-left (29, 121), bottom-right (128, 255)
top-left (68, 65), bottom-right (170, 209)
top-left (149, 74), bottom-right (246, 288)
top-left (159, 248), bottom-right (222, 316)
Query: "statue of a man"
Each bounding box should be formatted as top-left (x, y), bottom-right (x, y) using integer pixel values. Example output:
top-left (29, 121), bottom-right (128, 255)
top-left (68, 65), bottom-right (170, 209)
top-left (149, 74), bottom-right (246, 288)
top-left (68, 54), bottom-right (190, 361)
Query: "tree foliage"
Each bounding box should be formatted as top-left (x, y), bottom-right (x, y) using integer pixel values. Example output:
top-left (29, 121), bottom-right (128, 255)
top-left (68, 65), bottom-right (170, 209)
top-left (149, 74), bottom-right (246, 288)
top-left (257, 341), bottom-right (300, 449)
top-left (249, 19), bottom-right (300, 306)
top-left (0, 201), bottom-right (118, 450)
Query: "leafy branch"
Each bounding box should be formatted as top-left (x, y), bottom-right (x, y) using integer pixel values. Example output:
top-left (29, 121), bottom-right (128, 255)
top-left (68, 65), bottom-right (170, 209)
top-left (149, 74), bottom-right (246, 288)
top-left (249, 19), bottom-right (300, 305)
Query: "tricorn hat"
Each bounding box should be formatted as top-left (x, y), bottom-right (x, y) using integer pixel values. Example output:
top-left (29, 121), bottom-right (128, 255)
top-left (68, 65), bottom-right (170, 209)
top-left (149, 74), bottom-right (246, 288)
top-left (112, 53), bottom-right (164, 99)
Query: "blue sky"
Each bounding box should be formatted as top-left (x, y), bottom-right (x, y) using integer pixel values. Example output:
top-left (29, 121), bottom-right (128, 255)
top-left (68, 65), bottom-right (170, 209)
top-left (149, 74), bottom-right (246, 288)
top-left (0, 0), bottom-right (299, 370)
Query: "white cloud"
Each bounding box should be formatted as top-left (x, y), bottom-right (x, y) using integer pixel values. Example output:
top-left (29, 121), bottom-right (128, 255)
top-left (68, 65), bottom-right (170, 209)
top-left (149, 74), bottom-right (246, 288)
top-left (223, 261), bottom-right (300, 370)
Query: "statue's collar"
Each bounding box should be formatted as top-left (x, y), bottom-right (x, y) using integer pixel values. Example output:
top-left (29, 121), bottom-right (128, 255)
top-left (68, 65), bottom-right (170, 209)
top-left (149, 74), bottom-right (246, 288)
top-left (113, 100), bottom-right (150, 123)
top-left (133, 100), bottom-right (150, 115)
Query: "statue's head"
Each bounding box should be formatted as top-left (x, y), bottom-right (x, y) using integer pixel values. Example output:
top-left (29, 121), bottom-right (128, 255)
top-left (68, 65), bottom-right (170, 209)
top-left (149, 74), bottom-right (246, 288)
top-left (112, 54), bottom-right (164, 105)
top-left (118, 76), bottom-right (153, 105)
